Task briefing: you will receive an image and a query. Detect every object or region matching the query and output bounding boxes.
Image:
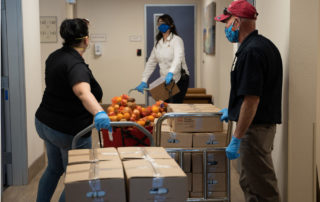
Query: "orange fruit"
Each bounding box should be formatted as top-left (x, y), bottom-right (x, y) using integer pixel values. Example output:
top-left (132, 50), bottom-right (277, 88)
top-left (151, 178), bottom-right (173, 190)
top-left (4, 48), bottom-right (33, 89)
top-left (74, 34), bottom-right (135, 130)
top-left (137, 120), bottom-right (146, 126)
top-left (117, 113), bottom-right (124, 121)
top-left (109, 116), bottom-right (117, 122)
top-left (123, 112), bottom-right (131, 120)
top-left (151, 105), bottom-right (159, 113)
top-left (147, 115), bottom-right (155, 122)
top-left (107, 106), bottom-right (114, 113)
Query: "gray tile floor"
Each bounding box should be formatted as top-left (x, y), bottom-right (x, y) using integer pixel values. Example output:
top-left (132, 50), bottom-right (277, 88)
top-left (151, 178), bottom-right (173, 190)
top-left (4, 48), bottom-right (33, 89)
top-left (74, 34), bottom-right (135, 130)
top-left (2, 134), bottom-right (245, 202)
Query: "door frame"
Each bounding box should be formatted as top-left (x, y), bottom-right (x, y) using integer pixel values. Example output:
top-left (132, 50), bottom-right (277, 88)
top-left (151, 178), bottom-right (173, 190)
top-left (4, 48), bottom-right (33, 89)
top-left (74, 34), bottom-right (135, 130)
top-left (144, 4), bottom-right (197, 87)
top-left (1, 0), bottom-right (28, 186)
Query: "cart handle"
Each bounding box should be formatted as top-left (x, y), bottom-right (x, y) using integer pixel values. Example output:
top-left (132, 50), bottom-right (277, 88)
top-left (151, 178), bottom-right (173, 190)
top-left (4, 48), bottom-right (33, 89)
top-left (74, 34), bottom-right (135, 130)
top-left (155, 112), bottom-right (231, 146)
top-left (72, 121), bottom-right (154, 149)
top-left (128, 88), bottom-right (150, 96)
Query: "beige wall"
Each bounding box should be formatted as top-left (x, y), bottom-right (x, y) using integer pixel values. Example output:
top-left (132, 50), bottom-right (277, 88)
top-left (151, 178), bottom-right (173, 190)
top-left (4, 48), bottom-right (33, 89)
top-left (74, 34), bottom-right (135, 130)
top-left (40, 0), bottom-right (67, 90)
top-left (288, 0), bottom-right (320, 201)
top-left (21, 0), bottom-right (44, 167)
top-left (318, 0), bottom-right (320, 192)
top-left (255, 1), bottom-right (290, 201)
top-left (75, 0), bottom-right (202, 104)
top-left (201, 0), bottom-right (233, 109)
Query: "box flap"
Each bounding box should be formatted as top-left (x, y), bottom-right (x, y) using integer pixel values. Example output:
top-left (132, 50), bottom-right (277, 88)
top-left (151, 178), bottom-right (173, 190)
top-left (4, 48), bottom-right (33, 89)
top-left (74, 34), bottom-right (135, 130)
top-left (123, 159), bottom-right (186, 179)
top-left (68, 148), bottom-right (119, 164)
top-left (65, 159), bottom-right (123, 184)
top-left (117, 147), bottom-right (172, 160)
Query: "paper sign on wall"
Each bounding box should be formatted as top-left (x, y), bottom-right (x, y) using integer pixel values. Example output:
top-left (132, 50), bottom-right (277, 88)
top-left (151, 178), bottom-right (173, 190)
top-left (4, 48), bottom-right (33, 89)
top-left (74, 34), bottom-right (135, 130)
top-left (40, 16), bottom-right (58, 43)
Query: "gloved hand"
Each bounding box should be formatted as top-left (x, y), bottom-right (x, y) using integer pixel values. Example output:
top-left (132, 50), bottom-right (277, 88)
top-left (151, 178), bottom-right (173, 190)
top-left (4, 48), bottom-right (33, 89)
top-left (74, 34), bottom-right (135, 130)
top-left (219, 108), bottom-right (228, 122)
top-left (226, 136), bottom-right (241, 160)
top-left (165, 72), bottom-right (173, 85)
top-left (135, 82), bottom-right (148, 94)
top-left (94, 111), bottom-right (112, 132)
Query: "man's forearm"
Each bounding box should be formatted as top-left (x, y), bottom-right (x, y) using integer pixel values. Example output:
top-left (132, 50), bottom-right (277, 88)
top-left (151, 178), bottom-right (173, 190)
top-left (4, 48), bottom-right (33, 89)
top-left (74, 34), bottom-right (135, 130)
top-left (234, 95), bottom-right (260, 139)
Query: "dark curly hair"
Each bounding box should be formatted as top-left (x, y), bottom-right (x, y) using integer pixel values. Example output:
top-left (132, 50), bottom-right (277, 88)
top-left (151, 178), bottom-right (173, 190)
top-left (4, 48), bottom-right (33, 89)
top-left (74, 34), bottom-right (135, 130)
top-left (155, 14), bottom-right (178, 47)
top-left (60, 18), bottom-right (88, 47)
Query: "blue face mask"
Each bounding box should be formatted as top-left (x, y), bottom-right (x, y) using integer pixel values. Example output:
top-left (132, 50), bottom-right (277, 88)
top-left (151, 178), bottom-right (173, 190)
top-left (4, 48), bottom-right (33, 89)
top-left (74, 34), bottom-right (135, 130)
top-left (225, 22), bottom-right (239, 43)
top-left (158, 24), bottom-right (170, 33)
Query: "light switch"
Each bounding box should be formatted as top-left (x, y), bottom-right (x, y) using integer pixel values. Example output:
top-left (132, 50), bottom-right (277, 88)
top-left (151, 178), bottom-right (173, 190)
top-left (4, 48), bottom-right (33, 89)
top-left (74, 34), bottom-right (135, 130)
top-left (94, 43), bottom-right (102, 56)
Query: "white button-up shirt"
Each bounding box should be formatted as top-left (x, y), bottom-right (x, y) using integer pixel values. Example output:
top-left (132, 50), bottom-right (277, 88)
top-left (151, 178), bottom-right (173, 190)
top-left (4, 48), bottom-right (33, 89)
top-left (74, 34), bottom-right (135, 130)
top-left (142, 33), bottom-right (190, 83)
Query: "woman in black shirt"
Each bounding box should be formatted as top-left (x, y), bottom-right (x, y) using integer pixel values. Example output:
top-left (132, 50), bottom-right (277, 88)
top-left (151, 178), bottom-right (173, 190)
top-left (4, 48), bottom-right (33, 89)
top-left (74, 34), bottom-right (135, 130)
top-left (35, 18), bottom-right (110, 202)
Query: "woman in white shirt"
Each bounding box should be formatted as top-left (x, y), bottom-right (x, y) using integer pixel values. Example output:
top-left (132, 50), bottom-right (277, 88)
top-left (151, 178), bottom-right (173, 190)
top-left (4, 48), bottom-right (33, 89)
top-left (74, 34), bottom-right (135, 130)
top-left (135, 14), bottom-right (190, 103)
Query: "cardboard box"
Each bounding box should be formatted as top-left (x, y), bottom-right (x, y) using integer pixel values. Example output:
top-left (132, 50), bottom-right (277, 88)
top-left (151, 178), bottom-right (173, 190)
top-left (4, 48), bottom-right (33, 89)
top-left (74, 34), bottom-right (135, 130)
top-left (149, 76), bottom-right (180, 101)
top-left (190, 192), bottom-right (203, 198)
top-left (68, 148), bottom-right (120, 164)
top-left (167, 104), bottom-right (223, 132)
top-left (152, 124), bottom-right (171, 145)
top-left (160, 131), bottom-right (193, 148)
top-left (190, 192), bottom-right (227, 199)
top-left (169, 152), bottom-right (191, 173)
top-left (123, 158), bottom-right (188, 202)
top-left (192, 132), bottom-right (227, 148)
top-left (192, 151), bottom-right (226, 173)
top-left (192, 173), bottom-right (226, 192)
top-left (117, 147), bottom-right (172, 160)
top-left (186, 173), bottom-right (192, 192)
top-left (65, 160), bottom-right (126, 202)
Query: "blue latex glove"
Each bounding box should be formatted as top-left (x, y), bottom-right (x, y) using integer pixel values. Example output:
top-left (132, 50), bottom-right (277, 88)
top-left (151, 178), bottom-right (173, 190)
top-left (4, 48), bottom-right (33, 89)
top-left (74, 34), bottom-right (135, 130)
top-left (135, 82), bottom-right (148, 94)
top-left (219, 108), bottom-right (228, 122)
top-left (226, 136), bottom-right (241, 160)
top-left (94, 111), bottom-right (112, 132)
top-left (165, 72), bottom-right (173, 85)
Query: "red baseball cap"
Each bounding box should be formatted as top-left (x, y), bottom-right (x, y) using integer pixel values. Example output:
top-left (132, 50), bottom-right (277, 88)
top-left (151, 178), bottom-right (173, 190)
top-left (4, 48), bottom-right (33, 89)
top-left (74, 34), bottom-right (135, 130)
top-left (214, 0), bottom-right (258, 22)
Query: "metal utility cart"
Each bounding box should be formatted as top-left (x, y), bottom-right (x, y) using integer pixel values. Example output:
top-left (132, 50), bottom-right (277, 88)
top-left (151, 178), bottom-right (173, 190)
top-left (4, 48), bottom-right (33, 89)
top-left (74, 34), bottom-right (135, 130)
top-left (71, 112), bottom-right (232, 202)
top-left (154, 112), bottom-right (232, 202)
top-left (71, 121), bottom-right (155, 149)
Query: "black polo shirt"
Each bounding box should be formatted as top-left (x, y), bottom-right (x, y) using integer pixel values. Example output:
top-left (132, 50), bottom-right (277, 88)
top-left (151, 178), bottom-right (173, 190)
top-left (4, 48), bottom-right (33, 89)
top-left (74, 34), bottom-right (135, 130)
top-left (228, 30), bottom-right (282, 124)
top-left (36, 46), bottom-right (103, 136)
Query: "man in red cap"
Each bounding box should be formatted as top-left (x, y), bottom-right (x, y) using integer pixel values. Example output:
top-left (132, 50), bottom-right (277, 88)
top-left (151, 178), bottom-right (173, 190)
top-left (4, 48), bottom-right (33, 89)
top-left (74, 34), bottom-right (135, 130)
top-left (215, 1), bottom-right (282, 201)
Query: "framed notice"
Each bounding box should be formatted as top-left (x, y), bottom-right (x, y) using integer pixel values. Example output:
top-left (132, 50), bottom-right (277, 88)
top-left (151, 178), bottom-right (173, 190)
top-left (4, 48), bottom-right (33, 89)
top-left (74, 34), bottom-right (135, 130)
top-left (40, 16), bottom-right (58, 43)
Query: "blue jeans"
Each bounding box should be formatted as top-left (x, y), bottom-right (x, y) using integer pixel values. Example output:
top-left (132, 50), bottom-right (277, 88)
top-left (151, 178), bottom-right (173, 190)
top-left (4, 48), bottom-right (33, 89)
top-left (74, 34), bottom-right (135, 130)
top-left (35, 118), bottom-right (92, 202)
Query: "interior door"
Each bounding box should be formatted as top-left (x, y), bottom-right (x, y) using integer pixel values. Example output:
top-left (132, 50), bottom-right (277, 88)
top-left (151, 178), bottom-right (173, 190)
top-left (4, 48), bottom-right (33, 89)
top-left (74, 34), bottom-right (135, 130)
top-left (145, 5), bottom-right (195, 91)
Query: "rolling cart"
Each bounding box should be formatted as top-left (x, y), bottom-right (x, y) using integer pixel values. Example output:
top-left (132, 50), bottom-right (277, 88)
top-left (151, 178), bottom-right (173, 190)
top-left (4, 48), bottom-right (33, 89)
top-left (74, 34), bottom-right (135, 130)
top-left (71, 113), bottom-right (232, 202)
top-left (71, 121), bottom-right (155, 149)
top-left (154, 112), bottom-right (233, 202)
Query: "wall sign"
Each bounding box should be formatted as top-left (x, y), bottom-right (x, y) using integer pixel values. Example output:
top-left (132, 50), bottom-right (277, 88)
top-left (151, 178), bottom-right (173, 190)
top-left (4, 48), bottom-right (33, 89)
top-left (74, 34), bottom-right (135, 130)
top-left (40, 16), bottom-right (58, 43)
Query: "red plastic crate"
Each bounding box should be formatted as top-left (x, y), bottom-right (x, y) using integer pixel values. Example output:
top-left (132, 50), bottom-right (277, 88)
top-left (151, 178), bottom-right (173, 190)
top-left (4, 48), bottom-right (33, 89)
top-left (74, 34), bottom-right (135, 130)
top-left (102, 126), bottom-right (153, 147)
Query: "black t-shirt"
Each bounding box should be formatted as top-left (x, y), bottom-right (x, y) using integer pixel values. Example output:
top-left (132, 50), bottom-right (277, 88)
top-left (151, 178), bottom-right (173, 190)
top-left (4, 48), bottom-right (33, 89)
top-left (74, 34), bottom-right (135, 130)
top-left (228, 30), bottom-right (282, 124)
top-left (36, 46), bottom-right (103, 136)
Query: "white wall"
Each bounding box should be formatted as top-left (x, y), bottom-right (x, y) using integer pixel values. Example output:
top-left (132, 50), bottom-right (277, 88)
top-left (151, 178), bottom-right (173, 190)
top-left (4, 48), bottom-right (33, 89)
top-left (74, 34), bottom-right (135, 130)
top-left (201, 0), bottom-right (233, 108)
top-left (288, 0), bottom-right (320, 201)
top-left (200, 0), bottom-right (290, 201)
top-left (74, 0), bottom-right (202, 104)
top-left (21, 0), bottom-right (44, 167)
top-left (39, 0), bottom-right (67, 90)
top-left (255, 1), bottom-right (290, 201)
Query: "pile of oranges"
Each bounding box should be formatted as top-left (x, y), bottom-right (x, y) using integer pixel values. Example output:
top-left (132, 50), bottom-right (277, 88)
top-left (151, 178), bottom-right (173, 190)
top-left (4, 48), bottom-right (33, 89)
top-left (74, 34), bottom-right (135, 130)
top-left (107, 94), bottom-right (168, 127)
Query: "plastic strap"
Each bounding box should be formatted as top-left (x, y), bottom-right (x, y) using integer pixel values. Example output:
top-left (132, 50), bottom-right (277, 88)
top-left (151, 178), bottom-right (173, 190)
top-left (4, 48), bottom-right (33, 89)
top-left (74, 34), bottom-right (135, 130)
top-left (168, 132), bottom-right (177, 143)
top-left (206, 133), bottom-right (218, 145)
top-left (88, 162), bottom-right (104, 202)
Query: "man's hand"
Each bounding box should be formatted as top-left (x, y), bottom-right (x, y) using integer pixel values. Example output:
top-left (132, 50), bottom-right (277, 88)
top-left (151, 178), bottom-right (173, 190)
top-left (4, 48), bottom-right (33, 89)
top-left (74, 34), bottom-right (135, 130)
top-left (226, 136), bottom-right (241, 160)
top-left (219, 108), bottom-right (228, 122)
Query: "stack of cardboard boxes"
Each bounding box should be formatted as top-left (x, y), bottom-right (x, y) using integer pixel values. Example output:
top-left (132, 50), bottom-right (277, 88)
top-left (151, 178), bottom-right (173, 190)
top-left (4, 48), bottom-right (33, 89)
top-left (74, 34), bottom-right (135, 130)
top-left (64, 147), bottom-right (188, 202)
top-left (156, 104), bottom-right (228, 198)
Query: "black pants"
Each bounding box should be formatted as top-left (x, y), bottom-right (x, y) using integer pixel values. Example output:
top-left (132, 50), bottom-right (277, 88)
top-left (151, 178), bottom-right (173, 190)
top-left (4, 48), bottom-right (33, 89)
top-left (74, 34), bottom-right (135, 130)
top-left (165, 73), bottom-right (189, 103)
